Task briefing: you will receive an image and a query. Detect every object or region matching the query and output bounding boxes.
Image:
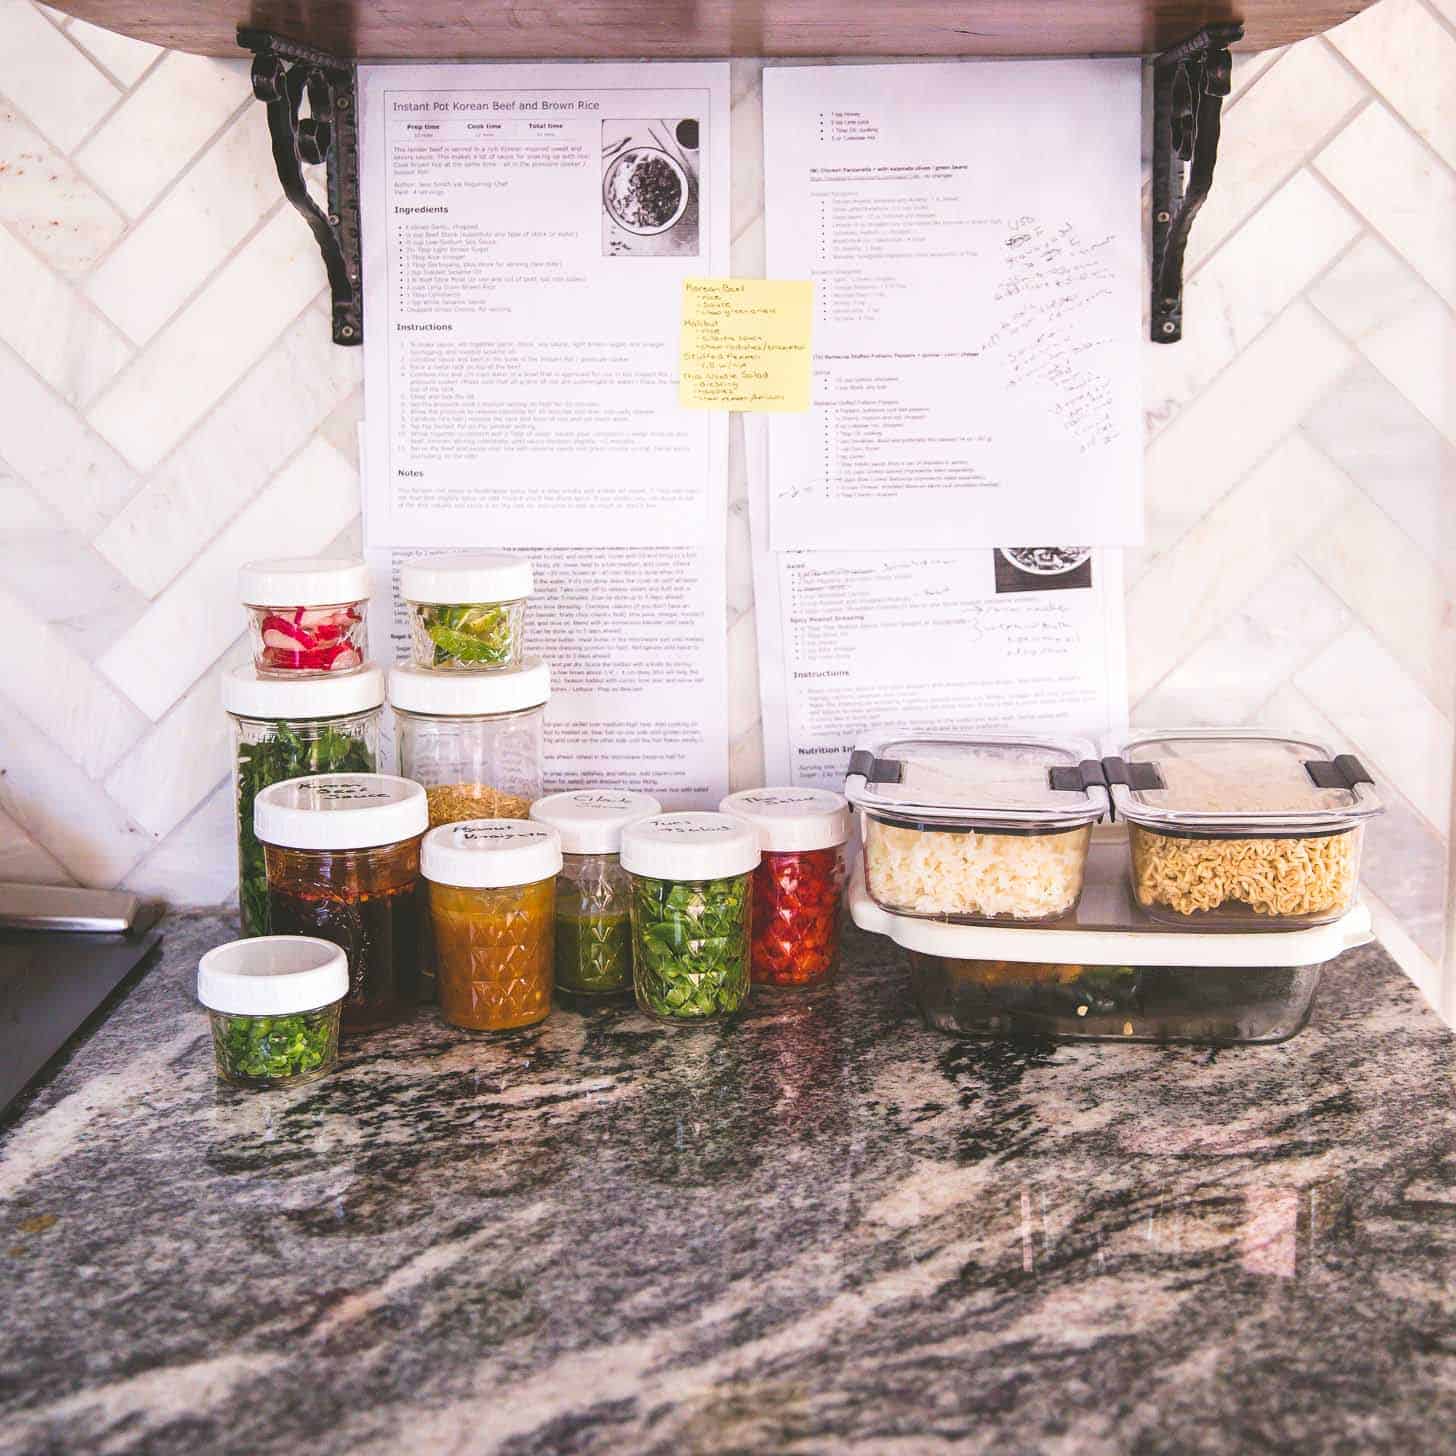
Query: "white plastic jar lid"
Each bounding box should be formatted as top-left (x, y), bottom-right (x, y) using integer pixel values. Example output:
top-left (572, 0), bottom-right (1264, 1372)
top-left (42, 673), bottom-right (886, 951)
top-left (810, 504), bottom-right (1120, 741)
top-left (239, 556), bottom-right (371, 606)
top-left (619, 812), bottom-right (760, 882)
top-left (389, 657), bottom-right (549, 716)
top-left (720, 787), bottom-right (852, 853)
top-left (222, 663), bottom-right (385, 719)
top-left (254, 773), bottom-right (428, 850)
top-left (197, 935), bottom-right (349, 1016)
top-left (529, 789), bottom-right (662, 855)
top-left (400, 552), bottom-right (533, 603)
top-left (422, 818), bottom-right (563, 888)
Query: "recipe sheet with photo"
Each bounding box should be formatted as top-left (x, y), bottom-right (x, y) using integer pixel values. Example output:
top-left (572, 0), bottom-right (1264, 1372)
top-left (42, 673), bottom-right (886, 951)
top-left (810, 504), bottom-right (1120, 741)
top-left (367, 545), bottom-right (729, 807)
top-left (763, 61), bottom-right (1143, 551)
top-left (746, 420), bottom-right (1128, 789)
top-left (358, 61), bottom-right (731, 548)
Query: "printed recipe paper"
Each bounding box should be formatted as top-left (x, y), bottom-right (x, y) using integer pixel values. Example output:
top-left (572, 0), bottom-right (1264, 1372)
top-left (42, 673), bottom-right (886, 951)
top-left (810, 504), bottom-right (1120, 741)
top-left (359, 63), bottom-right (733, 804)
top-left (763, 61), bottom-right (1144, 551)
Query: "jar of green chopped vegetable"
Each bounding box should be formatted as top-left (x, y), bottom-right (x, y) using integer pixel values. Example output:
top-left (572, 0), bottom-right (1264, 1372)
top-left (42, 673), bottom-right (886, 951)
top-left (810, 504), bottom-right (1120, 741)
top-left (529, 789), bottom-right (662, 996)
top-left (401, 553), bottom-right (532, 672)
top-left (223, 666), bottom-right (383, 938)
top-left (197, 935), bottom-right (348, 1089)
top-left (620, 813), bottom-right (760, 1024)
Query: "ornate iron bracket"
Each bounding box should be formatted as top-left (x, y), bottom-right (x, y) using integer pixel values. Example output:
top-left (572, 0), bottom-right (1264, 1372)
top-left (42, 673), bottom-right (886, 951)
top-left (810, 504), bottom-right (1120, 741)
top-left (1150, 22), bottom-right (1243, 343)
top-left (238, 29), bottom-right (362, 346)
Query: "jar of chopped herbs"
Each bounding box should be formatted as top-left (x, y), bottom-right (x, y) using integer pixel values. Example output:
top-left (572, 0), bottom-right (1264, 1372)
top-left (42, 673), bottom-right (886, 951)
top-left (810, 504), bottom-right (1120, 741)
top-left (224, 666), bottom-right (383, 939)
top-left (255, 774), bottom-right (429, 1031)
top-left (620, 813), bottom-right (760, 1024)
top-left (197, 935), bottom-right (348, 1089)
top-left (529, 790), bottom-right (661, 996)
top-left (401, 553), bottom-right (532, 672)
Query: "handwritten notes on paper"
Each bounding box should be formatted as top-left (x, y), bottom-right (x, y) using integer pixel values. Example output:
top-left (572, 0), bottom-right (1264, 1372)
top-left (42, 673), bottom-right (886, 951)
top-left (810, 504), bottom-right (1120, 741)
top-left (763, 61), bottom-right (1144, 550)
top-left (679, 278), bottom-right (813, 411)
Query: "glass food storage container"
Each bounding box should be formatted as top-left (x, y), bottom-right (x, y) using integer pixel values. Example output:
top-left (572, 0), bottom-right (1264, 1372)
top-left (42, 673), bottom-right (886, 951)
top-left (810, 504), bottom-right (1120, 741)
top-left (239, 556), bottom-right (369, 677)
top-left (719, 787), bottom-right (851, 991)
top-left (844, 734), bottom-right (1108, 926)
top-left (1109, 729), bottom-right (1384, 930)
top-left (850, 831), bottom-right (1375, 1044)
top-left (528, 789), bottom-right (662, 997)
top-left (422, 818), bottom-right (562, 1032)
top-left (197, 935), bottom-right (349, 1089)
top-left (224, 665), bottom-right (383, 939)
top-left (391, 659), bottom-right (548, 828)
top-left (620, 813), bottom-right (760, 1025)
top-left (254, 773), bottom-right (428, 1030)
top-left (401, 552), bottom-right (532, 671)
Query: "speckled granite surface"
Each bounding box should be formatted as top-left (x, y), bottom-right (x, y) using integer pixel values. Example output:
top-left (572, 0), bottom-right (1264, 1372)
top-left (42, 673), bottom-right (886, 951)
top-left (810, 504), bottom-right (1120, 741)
top-left (2, 913), bottom-right (1455, 1454)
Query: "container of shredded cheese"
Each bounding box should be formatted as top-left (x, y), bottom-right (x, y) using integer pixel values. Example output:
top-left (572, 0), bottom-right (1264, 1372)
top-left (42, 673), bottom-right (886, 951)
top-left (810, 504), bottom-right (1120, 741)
top-left (1110, 729), bottom-right (1383, 930)
top-left (844, 734), bottom-right (1108, 925)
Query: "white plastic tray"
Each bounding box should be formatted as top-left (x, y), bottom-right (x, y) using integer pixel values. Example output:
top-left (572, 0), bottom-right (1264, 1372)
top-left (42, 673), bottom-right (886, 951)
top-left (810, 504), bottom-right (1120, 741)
top-left (848, 830), bottom-right (1373, 968)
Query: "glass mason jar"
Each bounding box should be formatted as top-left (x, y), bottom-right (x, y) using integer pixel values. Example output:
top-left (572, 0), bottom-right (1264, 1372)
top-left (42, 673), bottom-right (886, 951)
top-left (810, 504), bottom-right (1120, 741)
top-left (198, 936), bottom-right (348, 1090)
top-left (620, 813), bottom-right (760, 1024)
top-left (401, 552), bottom-right (532, 672)
top-left (529, 790), bottom-right (662, 997)
top-left (223, 666), bottom-right (384, 939)
top-left (238, 556), bottom-right (370, 677)
top-left (391, 659), bottom-right (548, 827)
top-left (254, 775), bottom-right (428, 1031)
top-left (721, 788), bottom-right (851, 991)
top-left (422, 819), bottom-right (562, 1031)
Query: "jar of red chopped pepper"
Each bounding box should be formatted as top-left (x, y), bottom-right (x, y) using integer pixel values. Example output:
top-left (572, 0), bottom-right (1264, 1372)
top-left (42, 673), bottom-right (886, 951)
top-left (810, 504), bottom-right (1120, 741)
top-left (719, 788), bottom-right (851, 991)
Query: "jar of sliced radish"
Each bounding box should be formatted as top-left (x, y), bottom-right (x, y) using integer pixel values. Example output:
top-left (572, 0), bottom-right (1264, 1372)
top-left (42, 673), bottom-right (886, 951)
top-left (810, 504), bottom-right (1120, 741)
top-left (240, 557), bottom-right (370, 678)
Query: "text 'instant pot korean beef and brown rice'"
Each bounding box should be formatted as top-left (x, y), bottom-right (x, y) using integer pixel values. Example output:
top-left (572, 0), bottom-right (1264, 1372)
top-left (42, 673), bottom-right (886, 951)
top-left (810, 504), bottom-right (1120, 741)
top-left (844, 735), bottom-right (1108, 925)
top-left (1108, 729), bottom-right (1383, 929)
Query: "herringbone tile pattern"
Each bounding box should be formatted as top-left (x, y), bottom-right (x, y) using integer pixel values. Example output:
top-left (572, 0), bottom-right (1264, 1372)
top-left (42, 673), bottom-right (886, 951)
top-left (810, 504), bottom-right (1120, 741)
top-left (0, 0), bottom-right (1452, 1014)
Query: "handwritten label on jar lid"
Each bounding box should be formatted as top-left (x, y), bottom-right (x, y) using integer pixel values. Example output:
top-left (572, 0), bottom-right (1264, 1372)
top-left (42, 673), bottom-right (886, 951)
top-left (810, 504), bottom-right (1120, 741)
top-left (423, 817), bottom-right (563, 889)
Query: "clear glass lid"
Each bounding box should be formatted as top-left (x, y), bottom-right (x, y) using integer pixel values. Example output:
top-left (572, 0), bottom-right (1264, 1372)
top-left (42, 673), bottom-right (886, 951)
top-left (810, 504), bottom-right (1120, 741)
top-left (844, 733), bottom-right (1108, 827)
top-left (1113, 728), bottom-right (1383, 831)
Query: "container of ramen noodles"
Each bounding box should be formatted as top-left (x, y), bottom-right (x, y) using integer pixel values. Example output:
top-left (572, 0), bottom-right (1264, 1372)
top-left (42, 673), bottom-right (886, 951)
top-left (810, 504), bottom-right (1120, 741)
top-left (1108, 729), bottom-right (1383, 930)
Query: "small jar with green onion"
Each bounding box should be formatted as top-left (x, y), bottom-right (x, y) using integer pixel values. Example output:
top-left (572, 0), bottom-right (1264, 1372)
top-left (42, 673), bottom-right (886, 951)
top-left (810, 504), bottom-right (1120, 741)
top-left (529, 789), bottom-right (662, 997)
top-left (197, 936), bottom-right (349, 1090)
top-left (620, 813), bottom-right (760, 1024)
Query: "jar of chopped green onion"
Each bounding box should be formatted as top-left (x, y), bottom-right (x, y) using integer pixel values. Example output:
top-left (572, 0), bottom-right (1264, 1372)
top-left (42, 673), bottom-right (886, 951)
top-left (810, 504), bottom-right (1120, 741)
top-left (530, 790), bottom-right (662, 996)
top-left (620, 813), bottom-right (760, 1024)
top-left (197, 936), bottom-right (349, 1089)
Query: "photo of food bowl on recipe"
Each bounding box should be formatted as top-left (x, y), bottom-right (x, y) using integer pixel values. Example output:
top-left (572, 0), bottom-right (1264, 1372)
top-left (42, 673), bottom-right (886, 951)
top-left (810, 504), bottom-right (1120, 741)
top-left (602, 119), bottom-right (701, 256)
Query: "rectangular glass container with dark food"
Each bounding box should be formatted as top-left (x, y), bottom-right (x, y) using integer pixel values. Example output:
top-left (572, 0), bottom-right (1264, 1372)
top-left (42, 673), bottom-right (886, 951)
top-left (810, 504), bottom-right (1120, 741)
top-left (849, 832), bottom-right (1373, 1045)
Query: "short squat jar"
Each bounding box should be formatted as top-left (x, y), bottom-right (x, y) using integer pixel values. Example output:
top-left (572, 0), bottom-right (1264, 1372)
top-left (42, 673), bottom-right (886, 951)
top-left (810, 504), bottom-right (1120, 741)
top-left (401, 552), bottom-right (532, 672)
top-left (223, 665), bottom-right (383, 938)
top-left (620, 813), bottom-right (760, 1025)
top-left (239, 556), bottom-right (369, 677)
top-left (721, 787), bottom-right (851, 991)
top-left (392, 658), bottom-right (548, 828)
top-left (529, 789), bottom-right (662, 997)
top-left (422, 819), bottom-right (562, 1032)
top-left (254, 774), bottom-right (428, 1031)
top-left (198, 936), bottom-right (348, 1090)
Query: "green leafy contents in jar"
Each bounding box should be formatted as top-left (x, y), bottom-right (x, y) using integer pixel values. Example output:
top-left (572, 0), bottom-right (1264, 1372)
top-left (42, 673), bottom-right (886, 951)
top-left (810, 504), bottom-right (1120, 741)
top-left (555, 907), bottom-right (631, 994)
top-left (631, 875), bottom-right (750, 1021)
top-left (236, 726), bottom-right (375, 938)
top-left (209, 1007), bottom-right (338, 1087)
top-left (421, 603), bottom-right (516, 667)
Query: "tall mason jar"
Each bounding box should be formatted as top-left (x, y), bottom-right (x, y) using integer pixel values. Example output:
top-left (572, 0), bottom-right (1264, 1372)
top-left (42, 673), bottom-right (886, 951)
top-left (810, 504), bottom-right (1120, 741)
top-left (223, 665), bottom-right (384, 938)
top-left (390, 658), bottom-right (549, 829)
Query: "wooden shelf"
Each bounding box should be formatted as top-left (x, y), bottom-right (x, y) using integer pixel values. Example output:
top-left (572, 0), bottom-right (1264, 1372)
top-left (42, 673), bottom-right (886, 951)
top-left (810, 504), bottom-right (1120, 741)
top-left (47, 0), bottom-right (1373, 60)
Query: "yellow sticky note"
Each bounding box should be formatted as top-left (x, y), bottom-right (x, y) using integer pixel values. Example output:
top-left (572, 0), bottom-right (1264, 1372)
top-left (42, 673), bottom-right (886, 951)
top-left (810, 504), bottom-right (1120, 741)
top-left (679, 278), bottom-right (813, 412)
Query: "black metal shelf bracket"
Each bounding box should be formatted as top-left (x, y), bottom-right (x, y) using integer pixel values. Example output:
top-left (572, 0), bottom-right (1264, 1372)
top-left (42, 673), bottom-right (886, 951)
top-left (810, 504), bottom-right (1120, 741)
top-left (238, 29), bottom-right (362, 346)
top-left (1151, 21), bottom-right (1243, 344)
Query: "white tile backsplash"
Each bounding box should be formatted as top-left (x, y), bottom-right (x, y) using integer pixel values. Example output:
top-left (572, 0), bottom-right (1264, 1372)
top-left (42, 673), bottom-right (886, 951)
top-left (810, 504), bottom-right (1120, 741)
top-left (0, 1), bottom-right (1451, 1018)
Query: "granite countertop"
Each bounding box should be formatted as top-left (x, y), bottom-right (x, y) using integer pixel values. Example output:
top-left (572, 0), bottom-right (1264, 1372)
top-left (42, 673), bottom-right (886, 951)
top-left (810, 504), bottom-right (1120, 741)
top-left (3, 914), bottom-right (1456, 1454)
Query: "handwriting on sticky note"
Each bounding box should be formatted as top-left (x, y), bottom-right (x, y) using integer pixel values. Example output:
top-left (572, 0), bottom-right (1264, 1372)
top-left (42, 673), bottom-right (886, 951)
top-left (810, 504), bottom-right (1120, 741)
top-left (679, 278), bottom-right (813, 412)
